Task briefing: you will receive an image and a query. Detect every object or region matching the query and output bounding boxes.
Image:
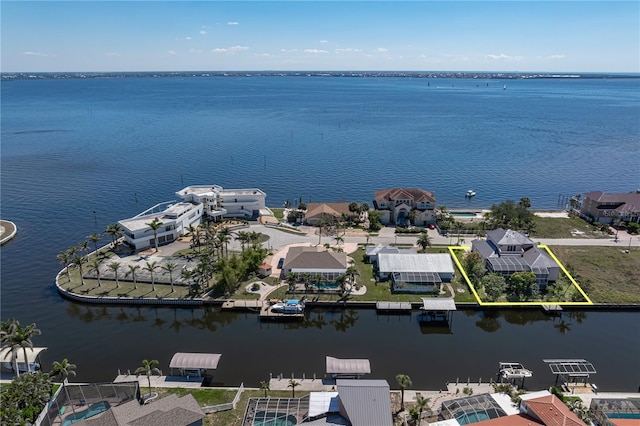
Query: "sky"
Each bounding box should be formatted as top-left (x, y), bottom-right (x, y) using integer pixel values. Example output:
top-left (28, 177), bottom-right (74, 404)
top-left (2, 1), bottom-right (639, 73)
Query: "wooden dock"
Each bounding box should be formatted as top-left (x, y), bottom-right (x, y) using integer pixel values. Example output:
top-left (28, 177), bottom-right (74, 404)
top-left (259, 304), bottom-right (304, 321)
top-left (376, 302), bottom-right (412, 313)
top-left (221, 300), bottom-right (263, 311)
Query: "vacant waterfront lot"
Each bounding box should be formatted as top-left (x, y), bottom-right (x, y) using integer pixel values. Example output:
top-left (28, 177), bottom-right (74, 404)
top-left (533, 216), bottom-right (610, 238)
top-left (550, 246), bottom-right (640, 303)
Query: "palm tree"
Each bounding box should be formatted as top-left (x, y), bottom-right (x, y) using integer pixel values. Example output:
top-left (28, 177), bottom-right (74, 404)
top-left (134, 359), bottom-right (161, 392)
top-left (415, 394), bottom-right (431, 423)
top-left (0, 319), bottom-right (41, 377)
top-left (161, 262), bottom-right (178, 292)
top-left (285, 272), bottom-right (297, 294)
top-left (77, 240), bottom-right (89, 256)
top-left (87, 233), bottom-right (101, 257)
top-left (104, 223), bottom-right (122, 247)
top-left (109, 262), bottom-right (121, 288)
top-left (57, 250), bottom-right (72, 282)
top-left (181, 269), bottom-right (196, 296)
top-left (396, 374), bottom-right (412, 412)
top-left (144, 261), bottom-right (159, 292)
top-left (344, 266), bottom-right (359, 291)
top-left (217, 233), bottom-right (230, 258)
top-left (417, 233), bottom-right (431, 251)
top-left (128, 264), bottom-right (141, 290)
top-left (72, 254), bottom-right (86, 286)
top-left (50, 358), bottom-right (77, 382)
top-left (146, 218), bottom-right (164, 252)
top-left (334, 235), bottom-right (344, 249)
top-left (235, 231), bottom-right (251, 252)
top-left (288, 379), bottom-right (300, 398)
top-left (260, 380), bottom-right (270, 398)
top-left (88, 259), bottom-right (102, 287)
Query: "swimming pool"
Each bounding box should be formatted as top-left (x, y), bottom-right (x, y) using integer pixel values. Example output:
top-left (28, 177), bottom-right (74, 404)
top-left (252, 411), bottom-right (297, 426)
top-left (450, 212), bottom-right (478, 217)
top-left (62, 401), bottom-right (110, 426)
top-left (455, 412), bottom-right (491, 424)
top-left (607, 413), bottom-right (640, 419)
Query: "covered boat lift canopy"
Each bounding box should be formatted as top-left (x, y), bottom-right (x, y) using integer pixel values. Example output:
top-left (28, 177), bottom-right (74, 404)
top-left (326, 356), bottom-right (371, 378)
top-left (420, 297), bottom-right (456, 311)
top-left (169, 352), bottom-right (221, 378)
top-left (0, 346), bottom-right (47, 365)
top-left (544, 359), bottom-right (596, 388)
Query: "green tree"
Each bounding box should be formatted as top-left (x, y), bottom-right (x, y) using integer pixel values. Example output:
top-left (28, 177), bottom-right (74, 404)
top-left (88, 259), bottom-right (102, 287)
top-left (146, 218), bottom-right (164, 252)
top-left (135, 359), bottom-right (161, 392)
top-left (104, 223), bottom-right (122, 247)
top-left (109, 262), bottom-right (121, 288)
top-left (368, 211), bottom-right (382, 231)
top-left (144, 261), bottom-right (160, 292)
top-left (50, 358), bottom-right (77, 382)
top-left (462, 252), bottom-right (486, 286)
top-left (417, 233), bottom-right (431, 251)
top-left (288, 379), bottom-right (300, 398)
top-left (87, 233), bottom-right (102, 257)
top-left (57, 250), bottom-right (72, 282)
top-left (72, 254), bottom-right (86, 286)
top-left (415, 394), bottom-right (431, 424)
top-left (481, 273), bottom-right (507, 301)
top-left (396, 374), bottom-right (412, 412)
top-left (360, 203), bottom-right (370, 213)
top-left (0, 319), bottom-right (41, 377)
top-left (0, 371), bottom-right (52, 424)
top-left (128, 264), bottom-right (141, 290)
top-left (260, 380), bottom-right (270, 398)
top-left (161, 262), bottom-right (178, 293)
top-left (235, 231), bottom-right (251, 252)
top-left (509, 271), bottom-right (537, 300)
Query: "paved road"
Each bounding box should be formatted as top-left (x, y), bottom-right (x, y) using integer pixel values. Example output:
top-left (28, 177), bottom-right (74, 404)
top-left (240, 225), bottom-right (640, 252)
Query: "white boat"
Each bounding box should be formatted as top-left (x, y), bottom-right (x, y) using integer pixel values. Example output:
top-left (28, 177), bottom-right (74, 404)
top-left (499, 362), bottom-right (533, 379)
top-left (1, 361), bottom-right (41, 373)
top-left (0, 347), bottom-right (46, 373)
top-left (271, 298), bottom-right (305, 314)
top-left (465, 190), bottom-right (476, 198)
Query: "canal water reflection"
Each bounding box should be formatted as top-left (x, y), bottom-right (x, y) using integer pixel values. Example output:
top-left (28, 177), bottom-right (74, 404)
top-left (54, 303), bottom-right (638, 392)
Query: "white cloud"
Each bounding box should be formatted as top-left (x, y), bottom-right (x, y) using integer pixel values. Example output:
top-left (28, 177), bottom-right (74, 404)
top-left (255, 53), bottom-right (270, 57)
top-left (280, 48), bottom-right (298, 53)
top-left (185, 37), bottom-right (192, 40)
top-left (212, 45), bottom-right (249, 54)
top-left (304, 49), bottom-right (328, 54)
top-left (545, 54), bottom-right (565, 60)
top-left (319, 40), bottom-right (328, 44)
top-left (335, 48), bottom-right (362, 53)
top-left (487, 53), bottom-right (524, 60)
top-left (24, 51), bottom-right (53, 57)
top-left (167, 50), bottom-right (177, 56)
top-left (227, 21), bottom-right (239, 25)
top-left (189, 48), bottom-right (203, 54)
top-left (374, 47), bottom-right (389, 53)
top-left (200, 30), bottom-right (207, 35)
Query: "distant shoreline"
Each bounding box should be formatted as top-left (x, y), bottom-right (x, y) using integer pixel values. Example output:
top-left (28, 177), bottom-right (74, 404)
top-left (3, 71), bottom-right (640, 81)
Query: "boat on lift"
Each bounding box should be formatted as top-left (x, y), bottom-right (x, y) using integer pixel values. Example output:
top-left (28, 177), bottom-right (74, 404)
top-left (465, 190), bottom-right (476, 198)
top-left (498, 362), bottom-right (533, 380)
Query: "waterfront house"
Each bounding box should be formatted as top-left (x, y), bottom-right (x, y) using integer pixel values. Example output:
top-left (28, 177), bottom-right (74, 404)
top-left (365, 245), bottom-right (417, 265)
top-left (304, 202), bottom-right (358, 226)
top-left (176, 185), bottom-right (271, 221)
top-left (373, 187), bottom-right (437, 226)
top-left (471, 229), bottom-right (559, 288)
top-left (519, 394), bottom-right (584, 426)
top-left (282, 246), bottom-right (348, 282)
top-left (580, 190), bottom-right (640, 224)
top-left (377, 253), bottom-right (455, 293)
top-left (119, 201), bottom-right (203, 251)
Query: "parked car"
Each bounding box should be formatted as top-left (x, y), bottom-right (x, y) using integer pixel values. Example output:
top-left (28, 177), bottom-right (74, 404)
top-left (277, 258), bottom-right (285, 269)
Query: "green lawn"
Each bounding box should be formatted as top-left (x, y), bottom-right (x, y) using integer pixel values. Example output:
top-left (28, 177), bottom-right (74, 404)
top-left (550, 245), bottom-right (640, 303)
top-left (270, 208), bottom-right (284, 220)
top-left (155, 387), bottom-right (237, 406)
top-left (533, 216), bottom-right (610, 238)
top-left (206, 390), bottom-right (308, 426)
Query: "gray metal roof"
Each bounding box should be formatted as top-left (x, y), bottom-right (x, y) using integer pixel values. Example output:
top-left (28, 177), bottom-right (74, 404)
top-left (169, 352), bottom-right (221, 370)
top-left (326, 356), bottom-right (371, 375)
top-left (336, 380), bottom-right (393, 426)
top-left (543, 359), bottom-right (597, 377)
top-left (378, 253), bottom-right (454, 274)
top-left (421, 297), bottom-right (457, 311)
top-left (486, 228), bottom-right (534, 246)
top-left (284, 246), bottom-right (348, 271)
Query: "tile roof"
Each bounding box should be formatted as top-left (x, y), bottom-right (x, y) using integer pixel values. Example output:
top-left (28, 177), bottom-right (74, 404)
top-left (374, 188), bottom-right (436, 204)
top-left (284, 246), bottom-right (348, 270)
top-left (305, 203), bottom-right (354, 219)
top-left (524, 394), bottom-right (584, 426)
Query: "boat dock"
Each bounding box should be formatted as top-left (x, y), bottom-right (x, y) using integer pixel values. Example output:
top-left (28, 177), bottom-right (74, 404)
top-left (259, 303), bottom-right (304, 320)
top-left (221, 300), bottom-right (264, 310)
top-left (376, 302), bottom-right (412, 313)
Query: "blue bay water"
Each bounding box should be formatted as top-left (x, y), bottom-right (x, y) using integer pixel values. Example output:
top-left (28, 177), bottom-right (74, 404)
top-left (1, 76), bottom-right (639, 389)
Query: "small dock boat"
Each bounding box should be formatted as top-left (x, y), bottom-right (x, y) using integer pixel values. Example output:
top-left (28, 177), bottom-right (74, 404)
top-left (271, 298), bottom-right (306, 314)
top-left (498, 362), bottom-right (533, 386)
top-left (465, 190), bottom-right (476, 198)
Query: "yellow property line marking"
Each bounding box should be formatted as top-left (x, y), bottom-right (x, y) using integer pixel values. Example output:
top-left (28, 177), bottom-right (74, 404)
top-left (448, 245), bottom-right (593, 306)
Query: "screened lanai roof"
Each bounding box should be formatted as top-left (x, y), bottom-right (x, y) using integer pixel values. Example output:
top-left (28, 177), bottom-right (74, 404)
top-left (326, 356), bottom-right (371, 375)
top-left (543, 359), bottom-right (596, 377)
top-left (378, 253), bottom-right (454, 274)
top-left (169, 352), bottom-right (221, 370)
top-left (442, 393), bottom-right (507, 423)
top-left (421, 298), bottom-right (456, 311)
top-left (0, 346), bottom-right (47, 364)
top-left (487, 257), bottom-right (535, 274)
top-left (392, 271), bottom-right (442, 284)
